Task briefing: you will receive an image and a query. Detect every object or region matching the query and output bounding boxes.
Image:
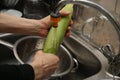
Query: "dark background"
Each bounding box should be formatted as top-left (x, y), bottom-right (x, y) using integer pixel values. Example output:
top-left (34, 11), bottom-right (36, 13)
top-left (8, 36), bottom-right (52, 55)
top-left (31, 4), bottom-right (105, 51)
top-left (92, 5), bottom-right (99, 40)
top-left (0, 0), bottom-right (60, 18)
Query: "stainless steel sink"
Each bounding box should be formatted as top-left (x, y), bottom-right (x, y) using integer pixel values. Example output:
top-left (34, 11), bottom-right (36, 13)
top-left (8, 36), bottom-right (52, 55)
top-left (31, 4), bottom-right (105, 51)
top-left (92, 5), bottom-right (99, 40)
top-left (0, 33), bottom-right (119, 80)
top-left (61, 32), bottom-right (112, 80)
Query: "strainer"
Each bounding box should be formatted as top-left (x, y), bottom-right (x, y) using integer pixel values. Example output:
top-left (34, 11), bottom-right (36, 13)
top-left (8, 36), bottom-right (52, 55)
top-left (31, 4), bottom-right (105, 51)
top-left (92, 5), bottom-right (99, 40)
top-left (0, 36), bottom-right (78, 78)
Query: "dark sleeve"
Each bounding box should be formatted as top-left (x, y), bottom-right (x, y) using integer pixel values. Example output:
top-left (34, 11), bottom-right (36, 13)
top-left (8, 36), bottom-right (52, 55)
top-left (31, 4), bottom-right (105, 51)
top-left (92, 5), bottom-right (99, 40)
top-left (0, 0), bottom-right (4, 10)
top-left (0, 64), bottom-right (35, 80)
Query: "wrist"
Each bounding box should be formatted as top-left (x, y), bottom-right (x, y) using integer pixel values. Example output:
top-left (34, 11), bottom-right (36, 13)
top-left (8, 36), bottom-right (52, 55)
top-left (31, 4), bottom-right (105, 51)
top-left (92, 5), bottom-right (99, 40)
top-left (22, 18), bottom-right (50, 37)
top-left (30, 60), bottom-right (46, 80)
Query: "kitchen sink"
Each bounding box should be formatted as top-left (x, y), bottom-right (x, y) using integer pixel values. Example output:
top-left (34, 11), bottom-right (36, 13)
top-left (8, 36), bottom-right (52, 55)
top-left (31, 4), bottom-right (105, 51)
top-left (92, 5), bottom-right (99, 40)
top-left (48, 32), bottom-right (111, 80)
top-left (61, 32), bottom-right (110, 80)
top-left (0, 33), bottom-right (119, 80)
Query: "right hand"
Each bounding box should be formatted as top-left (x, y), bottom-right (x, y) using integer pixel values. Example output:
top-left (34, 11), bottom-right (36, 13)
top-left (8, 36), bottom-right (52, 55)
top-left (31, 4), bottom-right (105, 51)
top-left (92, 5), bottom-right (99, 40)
top-left (30, 50), bottom-right (59, 80)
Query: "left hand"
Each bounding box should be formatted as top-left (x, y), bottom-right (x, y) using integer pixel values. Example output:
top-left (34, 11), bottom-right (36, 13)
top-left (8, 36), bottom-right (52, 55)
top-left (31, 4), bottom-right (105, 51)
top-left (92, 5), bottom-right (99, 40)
top-left (36, 11), bottom-right (73, 37)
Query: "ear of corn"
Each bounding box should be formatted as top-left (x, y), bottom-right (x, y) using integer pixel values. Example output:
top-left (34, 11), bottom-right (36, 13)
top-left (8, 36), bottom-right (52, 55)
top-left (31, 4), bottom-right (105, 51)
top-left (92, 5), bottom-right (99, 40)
top-left (43, 4), bottom-right (73, 54)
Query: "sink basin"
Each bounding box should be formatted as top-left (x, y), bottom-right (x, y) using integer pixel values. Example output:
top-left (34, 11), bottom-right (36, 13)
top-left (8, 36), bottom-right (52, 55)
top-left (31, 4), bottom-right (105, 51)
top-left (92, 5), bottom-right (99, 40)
top-left (0, 33), bottom-right (119, 80)
top-left (61, 32), bottom-right (110, 80)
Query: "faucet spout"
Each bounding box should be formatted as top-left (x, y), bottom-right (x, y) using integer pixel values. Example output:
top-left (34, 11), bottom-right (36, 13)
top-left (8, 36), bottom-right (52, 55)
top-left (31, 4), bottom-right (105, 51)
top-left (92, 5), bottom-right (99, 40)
top-left (53, 0), bottom-right (120, 38)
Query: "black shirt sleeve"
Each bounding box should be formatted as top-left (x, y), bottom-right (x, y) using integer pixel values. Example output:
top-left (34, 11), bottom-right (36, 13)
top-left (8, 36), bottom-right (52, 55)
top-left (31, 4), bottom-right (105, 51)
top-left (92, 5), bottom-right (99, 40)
top-left (0, 64), bottom-right (35, 80)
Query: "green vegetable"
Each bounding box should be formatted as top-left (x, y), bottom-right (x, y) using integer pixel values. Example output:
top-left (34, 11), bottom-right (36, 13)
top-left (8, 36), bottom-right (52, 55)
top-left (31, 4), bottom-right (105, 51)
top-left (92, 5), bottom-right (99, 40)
top-left (43, 4), bottom-right (73, 54)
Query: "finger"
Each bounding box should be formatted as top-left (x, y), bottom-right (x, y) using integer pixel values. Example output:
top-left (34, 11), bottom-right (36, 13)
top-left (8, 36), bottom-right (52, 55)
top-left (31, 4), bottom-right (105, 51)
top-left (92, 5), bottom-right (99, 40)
top-left (65, 32), bottom-right (71, 37)
top-left (69, 20), bottom-right (73, 26)
top-left (65, 26), bottom-right (71, 37)
top-left (67, 26), bottom-right (71, 31)
top-left (59, 10), bottom-right (70, 17)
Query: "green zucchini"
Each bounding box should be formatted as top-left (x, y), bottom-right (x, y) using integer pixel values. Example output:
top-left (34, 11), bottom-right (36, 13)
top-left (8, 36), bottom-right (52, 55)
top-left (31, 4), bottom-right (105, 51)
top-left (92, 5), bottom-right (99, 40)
top-left (43, 4), bottom-right (73, 54)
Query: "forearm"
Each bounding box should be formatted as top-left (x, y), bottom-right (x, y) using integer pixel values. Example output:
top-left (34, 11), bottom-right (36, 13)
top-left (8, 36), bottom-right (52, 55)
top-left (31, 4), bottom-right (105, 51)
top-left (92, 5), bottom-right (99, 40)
top-left (0, 13), bottom-right (40, 35)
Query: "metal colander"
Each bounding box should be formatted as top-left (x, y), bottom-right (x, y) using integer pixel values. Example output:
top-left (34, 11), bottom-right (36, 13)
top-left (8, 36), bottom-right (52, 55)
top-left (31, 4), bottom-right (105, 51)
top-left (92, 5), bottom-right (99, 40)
top-left (12, 36), bottom-right (75, 77)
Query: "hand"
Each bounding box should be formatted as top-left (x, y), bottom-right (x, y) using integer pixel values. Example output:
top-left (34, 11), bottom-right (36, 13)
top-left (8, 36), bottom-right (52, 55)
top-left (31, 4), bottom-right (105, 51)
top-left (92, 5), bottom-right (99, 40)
top-left (30, 50), bottom-right (59, 80)
top-left (37, 11), bottom-right (73, 37)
